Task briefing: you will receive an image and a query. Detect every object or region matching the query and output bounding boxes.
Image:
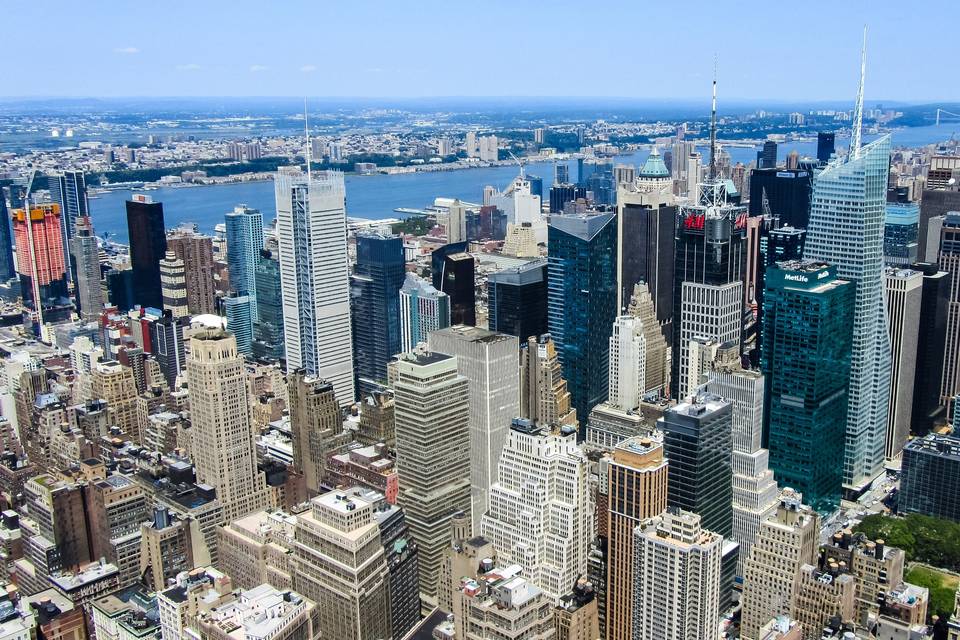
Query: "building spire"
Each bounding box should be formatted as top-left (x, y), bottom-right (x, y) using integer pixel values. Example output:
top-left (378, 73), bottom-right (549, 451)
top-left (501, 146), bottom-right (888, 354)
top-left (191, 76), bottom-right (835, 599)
top-left (304, 97), bottom-right (312, 182)
top-left (709, 56), bottom-right (718, 180)
top-left (851, 25), bottom-right (867, 159)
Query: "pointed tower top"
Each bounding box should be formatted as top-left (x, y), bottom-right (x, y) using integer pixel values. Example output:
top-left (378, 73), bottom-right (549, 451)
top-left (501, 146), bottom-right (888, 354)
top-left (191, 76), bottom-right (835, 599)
top-left (851, 26), bottom-right (867, 160)
top-left (709, 57), bottom-right (718, 180)
top-left (303, 98), bottom-right (312, 182)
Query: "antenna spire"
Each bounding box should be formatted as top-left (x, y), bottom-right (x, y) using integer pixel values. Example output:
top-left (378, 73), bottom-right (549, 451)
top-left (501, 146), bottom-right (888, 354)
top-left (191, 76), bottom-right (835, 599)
top-left (851, 25), bottom-right (867, 159)
top-left (303, 97), bottom-right (312, 182)
top-left (709, 56), bottom-right (718, 180)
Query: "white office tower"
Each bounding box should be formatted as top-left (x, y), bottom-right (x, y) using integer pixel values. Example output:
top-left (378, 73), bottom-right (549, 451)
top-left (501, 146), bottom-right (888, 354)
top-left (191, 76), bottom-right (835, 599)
top-left (274, 167), bottom-right (354, 406)
top-left (804, 135), bottom-right (893, 492)
top-left (481, 419), bottom-right (592, 602)
top-left (394, 351), bottom-right (471, 608)
top-left (685, 152), bottom-right (702, 197)
top-left (488, 172), bottom-right (546, 243)
top-left (159, 251), bottom-right (189, 318)
top-left (428, 326), bottom-right (520, 532)
top-left (884, 268), bottom-right (922, 460)
top-left (465, 131), bottom-right (478, 158)
top-left (631, 508), bottom-right (722, 640)
top-left (187, 329), bottom-right (268, 522)
top-left (739, 489), bottom-right (820, 640)
top-left (447, 199), bottom-right (467, 244)
top-left (608, 315), bottom-right (646, 411)
top-left (706, 345), bottom-right (779, 575)
top-left (502, 222), bottom-right (540, 258)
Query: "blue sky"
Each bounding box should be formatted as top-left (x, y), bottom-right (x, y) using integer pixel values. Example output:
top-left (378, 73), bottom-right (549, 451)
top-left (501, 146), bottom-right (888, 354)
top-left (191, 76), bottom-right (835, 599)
top-left (5, 1), bottom-right (957, 102)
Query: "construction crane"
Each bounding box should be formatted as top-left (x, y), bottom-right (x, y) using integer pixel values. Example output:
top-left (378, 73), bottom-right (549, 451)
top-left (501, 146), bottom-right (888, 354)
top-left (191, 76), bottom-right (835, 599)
top-left (936, 108), bottom-right (960, 126)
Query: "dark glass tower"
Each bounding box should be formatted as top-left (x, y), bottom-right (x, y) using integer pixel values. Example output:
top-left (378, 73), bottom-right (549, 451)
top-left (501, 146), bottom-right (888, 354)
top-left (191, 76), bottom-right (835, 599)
top-left (750, 226), bottom-right (807, 365)
top-left (910, 262), bottom-right (949, 434)
top-left (431, 242), bottom-right (475, 326)
top-left (618, 201), bottom-right (676, 341)
top-left (49, 170), bottom-right (89, 284)
top-left (899, 434), bottom-right (960, 521)
top-left (760, 140), bottom-right (778, 169)
top-left (149, 310), bottom-right (189, 390)
top-left (125, 195), bottom-right (167, 309)
top-left (487, 259), bottom-right (548, 340)
top-left (657, 391), bottom-right (733, 537)
top-left (350, 233), bottom-right (405, 395)
top-left (762, 260), bottom-right (854, 514)
top-left (547, 211), bottom-right (618, 434)
top-left (253, 250), bottom-right (285, 363)
top-left (817, 132), bottom-right (836, 164)
top-left (0, 192), bottom-right (15, 281)
top-left (747, 168), bottom-right (814, 229)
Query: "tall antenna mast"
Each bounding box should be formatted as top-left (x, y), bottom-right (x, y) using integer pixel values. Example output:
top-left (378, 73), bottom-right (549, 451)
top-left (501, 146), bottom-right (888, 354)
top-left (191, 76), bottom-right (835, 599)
top-left (303, 97), bottom-right (312, 182)
top-left (709, 56), bottom-right (718, 180)
top-left (851, 25), bottom-right (867, 159)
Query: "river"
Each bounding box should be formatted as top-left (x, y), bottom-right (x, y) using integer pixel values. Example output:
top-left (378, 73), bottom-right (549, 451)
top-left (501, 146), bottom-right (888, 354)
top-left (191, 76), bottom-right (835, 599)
top-left (88, 123), bottom-right (959, 243)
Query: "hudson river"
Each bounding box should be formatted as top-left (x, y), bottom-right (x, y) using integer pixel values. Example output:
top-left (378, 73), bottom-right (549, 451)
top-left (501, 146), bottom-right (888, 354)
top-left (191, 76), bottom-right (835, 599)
top-left (88, 124), bottom-right (957, 242)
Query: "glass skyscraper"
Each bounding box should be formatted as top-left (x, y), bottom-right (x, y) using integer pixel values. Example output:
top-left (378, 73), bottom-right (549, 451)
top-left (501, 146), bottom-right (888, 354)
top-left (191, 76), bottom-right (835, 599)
top-left (252, 249), bottom-right (285, 363)
top-left (350, 233), bottom-right (405, 395)
top-left (804, 134), bottom-right (892, 494)
top-left (547, 211), bottom-right (618, 434)
top-left (224, 205), bottom-right (264, 315)
top-left (125, 194), bottom-right (167, 310)
top-left (883, 202), bottom-right (920, 266)
top-left (486, 259), bottom-right (548, 340)
top-left (762, 261), bottom-right (855, 513)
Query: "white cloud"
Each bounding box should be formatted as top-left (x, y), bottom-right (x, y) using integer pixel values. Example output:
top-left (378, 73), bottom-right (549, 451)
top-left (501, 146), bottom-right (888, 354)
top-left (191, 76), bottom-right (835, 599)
top-left (249, 64), bottom-right (269, 73)
top-left (176, 63), bottom-right (201, 71)
top-left (300, 65), bottom-right (317, 73)
top-left (114, 46), bottom-right (140, 55)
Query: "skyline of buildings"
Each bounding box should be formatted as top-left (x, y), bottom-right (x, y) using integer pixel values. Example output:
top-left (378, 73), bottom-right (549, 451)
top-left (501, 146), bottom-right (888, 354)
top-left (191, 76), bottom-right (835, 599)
top-left (0, 49), bottom-right (958, 640)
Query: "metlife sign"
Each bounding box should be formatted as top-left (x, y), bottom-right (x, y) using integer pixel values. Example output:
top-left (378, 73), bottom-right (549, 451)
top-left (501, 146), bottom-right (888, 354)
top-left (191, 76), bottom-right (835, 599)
top-left (769, 263), bottom-right (836, 290)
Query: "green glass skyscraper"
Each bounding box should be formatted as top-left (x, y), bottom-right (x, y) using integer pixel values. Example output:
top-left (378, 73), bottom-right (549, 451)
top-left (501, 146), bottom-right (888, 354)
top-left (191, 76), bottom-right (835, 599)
top-left (762, 260), bottom-right (855, 513)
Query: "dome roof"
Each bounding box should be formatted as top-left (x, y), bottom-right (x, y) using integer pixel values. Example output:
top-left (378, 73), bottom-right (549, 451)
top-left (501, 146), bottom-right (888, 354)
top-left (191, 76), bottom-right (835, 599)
top-left (638, 147), bottom-right (670, 178)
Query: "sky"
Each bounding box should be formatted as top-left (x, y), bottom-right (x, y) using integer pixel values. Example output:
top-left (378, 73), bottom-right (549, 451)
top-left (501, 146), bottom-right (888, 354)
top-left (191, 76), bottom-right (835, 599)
top-left (4, 1), bottom-right (958, 102)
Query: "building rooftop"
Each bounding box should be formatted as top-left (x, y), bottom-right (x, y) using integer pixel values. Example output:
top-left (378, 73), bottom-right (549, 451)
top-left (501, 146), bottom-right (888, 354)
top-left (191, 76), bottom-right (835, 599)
top-left (904, 433), bottom-right (960, 461)
top-left (195, 585), bottom-right (310, 640)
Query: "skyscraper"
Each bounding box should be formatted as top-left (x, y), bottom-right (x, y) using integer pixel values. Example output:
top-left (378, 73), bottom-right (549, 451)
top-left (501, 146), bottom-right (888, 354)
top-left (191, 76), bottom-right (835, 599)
top-left (166, 227), bottom-right (217, 315)
top-left (49, 170), bottom-right (89, 282)
top-left (705, 344), bottom-right (779, 575)
top-left (399, 273), bottom-right (450, 352)
top-left (658, 390), bottom-right (733, 538)
top-left (605, 434), bottom-right (669, 640)
top-left (159, 251), bottom-right (188, 318)
top-left (747, 168), bottom-right (813, 229)
top-left (428, 326), bottom-right (519, 532)
top-left (939, 213), bottom-right (960, 407)
top-left (763, 261), bottom-right (854, 513)
top-left (739, 489), bottom-right (820, 640)
top-left (393, 351), bottom-right (471, 607)
top-left (125, 194), bottom-right (167, 309)
top-left (432, 245), bottom-right (475, 326)
top-left (616, 148), bottom-right (676, 342)
top-left (631, 509), bottom-right (723, 640)
top-left (350, 233), bottom-right (405, 394)
top-left (187, 329), bottom-right (268, 522)
top-left (291, 490), bottom-right (392, 640)
top-left (70, 216), bottom-right (104, 322)
top-left (275, 168), bottom-right (355, 405)
top-left (486, 259), bottom-right (548, 340)
top-left (12, 202), bottom-right (71, 325)
top-left (224, 205), bottom-right (264, 309)
top-left (481, 419), bottom-right (590, 601)
top-left (804, 134), bottom-right (893, 494)
top-left (288, 370), bottom-right (344, 496)
top-left (148, 311), bottom-right (188, 390)
top-left (252, 249), bottom-right (285, 363)
top-left (0, 191), bottom-right (16, 282)
top-left (884, 268), bottom-right (922, 460)
top-left (672, 180), bottom-right (747, 399)
top-left (817, 132), bottom-right (836, 164)
top-left (447, 199), bottom-right (467, 244)
top-left (518, 334), bottom-right (577, 428)
top-left (910, 262), bottom-right (949, 434)
top-left (547, 211), bottom-right (618, 431)
top-left (760, 140), bottom-right (778, 169)
top-left (884, 202), bottom-right (920, 266)
top-left (223, 295), bottom-right (255, 356)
